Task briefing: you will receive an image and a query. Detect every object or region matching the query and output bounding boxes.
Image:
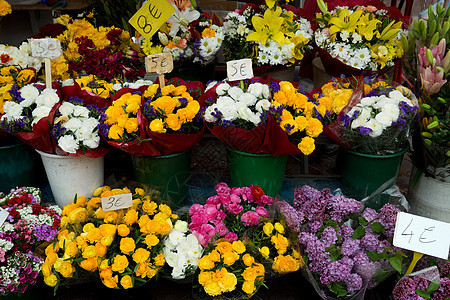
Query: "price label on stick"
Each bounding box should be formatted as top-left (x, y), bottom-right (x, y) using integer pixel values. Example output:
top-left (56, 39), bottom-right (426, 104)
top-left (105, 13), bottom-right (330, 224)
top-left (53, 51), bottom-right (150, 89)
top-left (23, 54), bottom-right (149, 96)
top-left (145, 53), bottom-right (173, 74)
top-left (101, 193), bottom-right (133, 212)
top-left (129, 0), bottom-right (175, 40)
top-left (393, 212), bottom-right (450, 260)
top-left (227, 58), bottom-right (253, 81)
top-left (29, 38), bottom-right (62, 60)
top-left (0, 207), bottom-right (9, 228)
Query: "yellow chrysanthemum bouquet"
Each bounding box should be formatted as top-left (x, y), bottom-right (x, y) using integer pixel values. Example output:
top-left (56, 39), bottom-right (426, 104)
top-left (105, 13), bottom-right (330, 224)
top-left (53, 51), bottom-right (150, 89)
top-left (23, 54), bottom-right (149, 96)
top-left (42, 186), bottom-right (177, 292)
top-left (195, 240), bottom-right (266, 298)
top-left (314, 0), bottom-right (407, 76)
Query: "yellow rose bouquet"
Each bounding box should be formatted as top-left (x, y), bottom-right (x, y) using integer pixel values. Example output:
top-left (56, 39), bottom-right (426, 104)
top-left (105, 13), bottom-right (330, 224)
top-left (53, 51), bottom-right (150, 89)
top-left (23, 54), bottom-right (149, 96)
top-left (195, 240), bottom-right (266, 298)
top-left (41, 186), bottom-right (178, 292)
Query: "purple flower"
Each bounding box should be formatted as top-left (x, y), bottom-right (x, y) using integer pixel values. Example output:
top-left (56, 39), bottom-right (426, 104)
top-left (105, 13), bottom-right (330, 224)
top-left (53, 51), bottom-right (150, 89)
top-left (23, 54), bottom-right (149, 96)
top-left (341, 238), bottom-right (361, 256)
top-left (320, 226), bottom-right (337, 248)
top-left (358, 126), bottom-right (373, 135)
top-left (392, 277), bottom-right (419, 300)
top-left (360, 232), bottom-right (380, 252)
top-left (344, 273), bottom-right (363, 294)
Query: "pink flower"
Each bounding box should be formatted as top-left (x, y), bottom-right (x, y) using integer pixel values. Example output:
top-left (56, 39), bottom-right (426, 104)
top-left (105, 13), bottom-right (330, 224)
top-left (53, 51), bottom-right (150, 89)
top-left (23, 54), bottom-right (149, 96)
top-left (227, 203), bottom-right (244, 215)
top-left (229, 194), bottom-right (241, 204)
top-left (241, 211), bottom-right (260, 226)
top-left (215, 182), bottom-right (230, 195)
top-left (255, 206), bottom-right (269, 217)
top-left (260, 195), bottom-right (274, 206)
top-left (193, 231), bottom-right (208, 247)
top-left (215, 222), bottom-right (229, 236)
top-left (224, 232), bottom-right (238, 242)
top-left (206, 195), bottom-right (220, 205)
top-left (190, 213), bottom-right (208, 227)
top-left (421, 66), bottom-right (447, 95)
top-left (220, 193), bottom-right (231, 205)
top-left (0, 249), bottom-right (5, 263)
top-left (189, 204), bottom-right (204, 216)
top-left (199, 223), bottom-right (216, 240)
top-left (204, 204), bottom-right (219, 220)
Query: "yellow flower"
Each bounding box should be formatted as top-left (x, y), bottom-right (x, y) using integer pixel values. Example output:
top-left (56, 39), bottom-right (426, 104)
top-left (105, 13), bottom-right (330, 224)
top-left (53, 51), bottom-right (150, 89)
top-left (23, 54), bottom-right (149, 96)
top-left (161, 84), bottom-right (176, 96)
top-left (144, 234), bottom-right (159, 248)
top-left (53, 258), bottom-right (63, 272)
top-left (144, 84), bottom-right (159, 99)
top-left (172, 85), bottom-right (187, 96)
top-left (132, 248), bottom-right (150, 263)
top-left (298, 136), bottom-right (315, 155)
top-left (220, 272), bottom-right (237, 293)
top-left (274, 222), bottom-right (285, 234)
top-left (103, 211), bottom-right (118, 223)
top-left (198, 256), bottom-right (215, 270)
top-left (185, 100), bottom-right (200, 120)
top-left (117, 114), bottom-right (129, 128)
top-left (135, 261), bottom-right (148, 278)
top-left (259, 246), bottom-right (270, 258)
top-left (112, 255), bottom-right (129, 273)
top-left (242, 280), bottom-right (256, 295)
top-left (120, 275), bottom-right (133, 289)
top-left (68, 207), bottom-right (88, 223)
top-left (371, 44), bottom-right (390, 69)
top-left (142, 201), bottom-right (158, 215)
top-left (198, 271), bottom-right (212, 285)
top-left (356, 14), bottom-right (381, 41)
top-left (204, 280), bottom-right (222, 296)
top-left (117, 224), bottom-right (130, 237)
top-left (209, 250), bottom-right (221, 262)
top-left (247, 7), bottom-right (286, 46)
top-left (165, 114), bottom-right (182, 131)
top-left (125, 117), bottom-right (139, 133)
top-left (41, 262), bottom-right (52, 278)
top-left (146, 266), bottom-right (158, 278)
top-left (223, 251), bottom-right (239, 266)
top-left (95, 242), bottom-right (107, 257)
top-left (154, 253), bottom-right (165, 266)
top-left (80, 257), bottom-right (99, 272)
top-left (272, 255), bottom-right (301, 274)
top-left (82, 245), bottom-right (97, 259)
top-left (378, 20), bottom-right (402, 41)
top-left (17, 69), bottom-right (35, 85)
top-left (158, 204), bottom-right (172, 216)
top-left (100, 235), bottom-right (114, 247)
top-left (44, 274), bottom-right (59, 287)
top-left (123, 209), bottom-right (139, 225)
top-left (108, 124), bottom-right (124, 140)
top-left (0, 0), bottom-right (12, 17)
top-left (102, 274), bottom-right (118, 288)
top-left (120, 237), bottom-right (136, 255)
top-left (231, 240), bottom-right (246, 254)
top-left (59, 261), bottom-right (75, 278)
top-left (306, 118), bottom-right (323, 138)
top-left (86, 228), bottom-right (102, 243)
top-left (242, 254), bottom-right (255, 267)
top-left (216, 241), bottom-right (233, 254)
top-left (64, 241), bottom-right (78, 258)
top-left (149, 119), bottom-right (166, 133)
top-left (328, 9), bottom-right (364, 39)
top-left (242, 266), bottom-right (257, 282)
top-left (263, 222), bottom-right (274, 237)
top-left (99, 224), bottom-right (117, 237)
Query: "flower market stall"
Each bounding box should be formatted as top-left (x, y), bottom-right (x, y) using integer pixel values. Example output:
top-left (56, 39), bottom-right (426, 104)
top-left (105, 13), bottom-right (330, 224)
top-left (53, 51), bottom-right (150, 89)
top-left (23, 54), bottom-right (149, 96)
top-left (0, 0), bottom-right (449, 299)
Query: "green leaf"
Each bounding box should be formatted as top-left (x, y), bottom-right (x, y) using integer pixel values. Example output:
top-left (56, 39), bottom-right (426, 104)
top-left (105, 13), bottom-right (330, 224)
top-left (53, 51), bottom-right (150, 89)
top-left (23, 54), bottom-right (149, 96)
top-left (371, 222), bottom-right (386, 234)
top-left (367, 251), bottom-right (389, 262)
top-left (352, 226), bottom-right (366, 239)
top-left (427, 281), bottom-right (440, 292)
top-left (416, 289), bottom-right (431, 299)
top-left (358, 217), bottom-right (369, 226)
top-left (328, 282), bottom-right (348, 298)
top-left (325, 244), bottom-right (341, 262)
top-left (133, 262), bottom-right (140, 273)
top-left (389, 256), bottom-right (403, 274)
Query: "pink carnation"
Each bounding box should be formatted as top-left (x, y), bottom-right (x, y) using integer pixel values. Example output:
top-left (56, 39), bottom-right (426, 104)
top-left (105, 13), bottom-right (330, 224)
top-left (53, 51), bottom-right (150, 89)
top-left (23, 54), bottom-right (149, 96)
top-left (227, 203), bottom-right (244, 215)
top-left (255, 206), bottom-right (268, 217)
top-left (215, 222), bottom-right (229, 236)
top-left (241, 211), bottom-right (260, 226)
top-left (189, 204), bottom-right (204, 216)
top-left (204, 204), bottom-right (219, 220)
top-left (215, 182), bottom-right (231, 195)
top-left (229, 194), bottom-right (241, 204)
top-left (259, 195), bottom-right (274, 206)
top-left (225, 232), bottom-right (238, 242)
top-left (206, 195), bottom-right (221, 205)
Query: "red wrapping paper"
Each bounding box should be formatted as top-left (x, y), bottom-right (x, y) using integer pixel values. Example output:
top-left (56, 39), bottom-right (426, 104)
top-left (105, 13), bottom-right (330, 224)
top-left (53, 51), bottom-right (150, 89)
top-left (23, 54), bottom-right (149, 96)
top-left (61, 81), bottom-right (113, 109)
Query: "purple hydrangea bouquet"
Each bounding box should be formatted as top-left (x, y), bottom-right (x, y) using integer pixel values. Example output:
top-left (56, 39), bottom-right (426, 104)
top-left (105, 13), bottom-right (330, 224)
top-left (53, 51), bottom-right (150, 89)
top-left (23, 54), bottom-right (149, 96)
top-left (0, 187), bottom-right (61, 296)
top-left (278, 185), bottom-right (407, 299)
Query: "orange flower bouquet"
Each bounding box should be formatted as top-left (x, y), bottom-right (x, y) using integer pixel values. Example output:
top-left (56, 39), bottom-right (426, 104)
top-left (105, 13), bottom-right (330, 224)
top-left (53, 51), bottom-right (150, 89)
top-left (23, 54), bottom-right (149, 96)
top-left (41, 185), bottom-right (178, 292)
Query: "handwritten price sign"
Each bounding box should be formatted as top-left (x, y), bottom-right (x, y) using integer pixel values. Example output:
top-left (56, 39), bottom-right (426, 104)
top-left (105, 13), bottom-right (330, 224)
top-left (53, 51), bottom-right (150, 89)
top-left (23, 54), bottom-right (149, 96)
top-left (393, 212), bottom-right (450, 260)
top-left (227, 58), bottom-right (253, 81)
top-left (101, 193), bottom-right (133, 212)
top-left (145, 53), bottom-right (173, 74)
top-left (129, 0), bottom-right (175, 39)
top-left (0, 207), bottom-right (9, 228)
top-left (29, 38), bottom-right (62, 60)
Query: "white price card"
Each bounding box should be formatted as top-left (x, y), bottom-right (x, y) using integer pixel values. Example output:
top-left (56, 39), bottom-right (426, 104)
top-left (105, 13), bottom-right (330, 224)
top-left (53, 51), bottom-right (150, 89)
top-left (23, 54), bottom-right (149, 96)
top-left (0, 207), bottom-right (9, 228)
top-left (393, 212), bottom-right (450, 260)
top-left (29, 38), bottom-right (62, 60)
top-left (101, 193), bottom-right (133, 212)
top-left (145, 52), bottom-right (174, 74)
top-left (227, 58), bottom-right (253, 81)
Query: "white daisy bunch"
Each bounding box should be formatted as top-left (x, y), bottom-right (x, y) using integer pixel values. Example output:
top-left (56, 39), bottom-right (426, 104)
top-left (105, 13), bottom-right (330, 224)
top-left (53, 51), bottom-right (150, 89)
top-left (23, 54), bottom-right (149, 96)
top-left (51, 96), bottom-right (103, 154)
top-left (203, 80), bottom-right (272, 129)
top-left (195, 24), bottom-right (224, 65)
top-left (1, 84), bottom-right (59, 131)
top-left (0, 42), bottom-right (43, 72)
top-left (163, 220), bottom-right (204, 280)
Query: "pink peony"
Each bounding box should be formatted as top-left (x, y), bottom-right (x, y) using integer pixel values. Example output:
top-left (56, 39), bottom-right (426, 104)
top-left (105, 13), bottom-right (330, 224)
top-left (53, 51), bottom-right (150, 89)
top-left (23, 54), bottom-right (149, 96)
top-left (189, 204), bottom-right (204, 216)
top-left (219, 193), bottom-right (231, 205)
top-left (241, 211), bottom-right (260, 226)
top-left (227, 203), bottom-right (244, 215)
top-left (255, 206), bottom-right (269, 217)
top-left (229, 194), bottom-right (241, 204)
top-left (224, 232), bottom-right (238, 242)
top-left (190, 213), bottom-right (208, 227)
top-left (204, 204), bottom-right (219, 220)
top-left (199, 223), bottom-right (216, 240)
top-left (206, 195), bottom-right (221, 205)
top-left (215, 182), bottom-right (231, 195)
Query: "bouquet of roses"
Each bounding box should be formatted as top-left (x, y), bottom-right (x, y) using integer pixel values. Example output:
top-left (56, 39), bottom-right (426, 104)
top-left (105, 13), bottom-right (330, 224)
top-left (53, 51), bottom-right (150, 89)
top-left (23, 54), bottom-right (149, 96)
top-left (324, 79), bottom-right (418, 155)
top-left (314, 0), bottom-right (406, 75)
top-left (278, 185), bottom-right (408, 299)
top-left (162, 220), bottom-right (204, 280)
top-left (140, 0), bottom-right (223, 67)
top-left (0, 82), bottom-right (62, 153)
top-left (54, 14), bottom-right (145, 82)
top-left (222, 0), bottom-right (313, 70)
top-left (42, 185), bottom-right (177, 291)
top-left (0, 187), bottom-right (61, 296)
top-left (195, 240), bottom-right (265, 298)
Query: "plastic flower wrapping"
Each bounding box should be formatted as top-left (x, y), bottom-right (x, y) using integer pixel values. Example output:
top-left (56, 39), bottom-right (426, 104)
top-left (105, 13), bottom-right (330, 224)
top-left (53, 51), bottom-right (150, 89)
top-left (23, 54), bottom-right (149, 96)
top-left (278, 185), bottom-right (408, 299)
top-left (201, 78), bottom-right (321, 156)
top-left (53, 14), bottom-right (145, 82)
top-left (314, 0), bottom-right (407, 75)
top-left (101, 78), bottom-right (204, 156)
top-left (324, 78), bottom-right (419, 155)
top-left (0, 82), bottom-right (62, 153)
top-left (222, 0), bottom-right (313, 68)
top-left (139, 0), bottom-right (223, 67)
top-left (41, 186), bottom-right (178, 291)
top-left (0, 187), bottom-right (61, 296)
top-left (403, 4), bottom-right (450, 181)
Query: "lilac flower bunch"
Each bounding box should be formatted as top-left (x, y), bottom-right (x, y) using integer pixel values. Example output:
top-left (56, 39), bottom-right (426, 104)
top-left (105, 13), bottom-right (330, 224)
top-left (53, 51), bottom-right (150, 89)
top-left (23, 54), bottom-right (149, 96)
top-left (393, 261), bottom-right (450, 300)
top-left (278, 185), bottom-right (406, 298)
top-left (0, 187), bottom-right (61, 296)
top-left (339, 82), bottom-right (418, 155)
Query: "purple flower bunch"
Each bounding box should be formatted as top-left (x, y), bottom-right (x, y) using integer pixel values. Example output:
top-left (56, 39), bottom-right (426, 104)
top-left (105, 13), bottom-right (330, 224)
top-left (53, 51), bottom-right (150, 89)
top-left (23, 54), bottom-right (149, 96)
top-left (0, 187), bottom-right (62, 296)
top-left (279, 185), bottom-right (405, 298)
top-left (188, 182), bottom-right (273, 247)
top-left (393, 261), bottom-right (450, 300)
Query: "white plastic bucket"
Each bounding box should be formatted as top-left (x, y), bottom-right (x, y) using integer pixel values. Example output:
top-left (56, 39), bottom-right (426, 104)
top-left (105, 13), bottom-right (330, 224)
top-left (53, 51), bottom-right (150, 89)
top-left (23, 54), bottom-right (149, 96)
top-left (408, 168), bottom-right (450, 223)
top-left (36, 150), bottom-right (104, 208)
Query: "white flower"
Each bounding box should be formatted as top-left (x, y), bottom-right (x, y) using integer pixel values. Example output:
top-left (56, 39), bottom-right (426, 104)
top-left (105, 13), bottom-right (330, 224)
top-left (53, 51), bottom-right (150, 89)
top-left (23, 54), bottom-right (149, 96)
top-left (227, 86), bottom-right (244, 100)
top-left (58, 135), bottom-right (79, 153)
top-left (204, 105), bottom-right (218, 123)
top-left (340, 30), bottom-right (350, 42)
top-left (235, 102), bottom-right (253, 122)
top-left (352, 32), bottom-right (362, 43)
top-left (61, 79), bottom-right (74, 87)
top-left (261, 85), bottom-right (270, 98)
top-left (35, 89), bottom-right (59, 107)
top-left (351, 116), bottom-right (367, 129)
top-left (174, 220), bottom-right (188, 233)
top-left (73, 106), bottom-right (89, 118)
top-left (205, 81), bottom-right (218, 92)
top-left (58, 102), bottom-right (75, 116)
top-left (20, 85), bottom-right (40, 102)
top-left (388, 90), bottom-right (409, 104)
top-left (3, 101), bottom-right (23, 118)
top-left (168, 230), bottom-right (186, 247)
top-left (375, 112), bottom-right (393, 127)
top-left (166, 5), bottom-right (200, 37)
top-left (32, 106), bottom-right (51, 124)
top-left (247, 82), bottom-right (263, 98)
top-left (381, 103), bottom-right (399, 121)
top-left (64, 118), bottom-right (83, 131)
top-left (83, 135), bottom-right (100, 149)
top-left (238, 92), bottom-right (257, 106)
top-left (112, 83), bottom-right (123, 91)
top-left (365, 119), bottom-right (383, 137)
top-left (331, 43), bottom-right (350, 60)
top-left (216, 83), bottom-right (230, 96)
top-left (255, 99), bottom-right (271, 113)
top-left (75, 124), bottom-right (94, 141)
top-left (164, 249), bottom-right (179, 267)
top-left (360, 97), bottom-right (376, 107)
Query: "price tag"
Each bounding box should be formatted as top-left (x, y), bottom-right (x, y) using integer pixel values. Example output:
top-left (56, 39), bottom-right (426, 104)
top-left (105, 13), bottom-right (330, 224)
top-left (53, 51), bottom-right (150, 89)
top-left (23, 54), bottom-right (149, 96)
top-left (145, 53), bottom-right (174, 74)
top-left (393, 212), bottom-right (450, 260)
top-left (129, 0), bottom-right (175, 40)
top-left (227, 58), bottom-right (254, 81)
top-left (29, 38), bottom-right (62, 60)
top-left (0, 207), bottom-right (9, 228)
top-left (101, 193), bottom-right (133, 212)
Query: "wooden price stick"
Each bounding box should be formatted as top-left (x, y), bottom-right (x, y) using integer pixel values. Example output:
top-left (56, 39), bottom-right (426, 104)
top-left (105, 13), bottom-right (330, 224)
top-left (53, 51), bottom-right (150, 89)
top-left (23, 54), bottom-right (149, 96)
top-left (145, 53), bottom-right (174, 88)
top-left (44, 58), bottom-right (52, 89)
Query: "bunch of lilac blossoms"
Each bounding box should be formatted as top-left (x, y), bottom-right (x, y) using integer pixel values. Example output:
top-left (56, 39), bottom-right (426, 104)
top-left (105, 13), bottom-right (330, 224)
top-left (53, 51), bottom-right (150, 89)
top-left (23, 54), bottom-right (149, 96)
top-left (278, 186), bottom-right (406, 298)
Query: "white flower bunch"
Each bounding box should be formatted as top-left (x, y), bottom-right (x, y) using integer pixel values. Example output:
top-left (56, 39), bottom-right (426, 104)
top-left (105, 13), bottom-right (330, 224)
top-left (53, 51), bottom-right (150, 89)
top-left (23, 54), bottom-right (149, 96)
top-left (1, 84), bottom-right (59, 126)
top-left (196, 25), bottom-right (224, 65)
top-left (53, 99), bottom-right (102, 153)
top-left (0, 42), bottom-right (43, 72)
top-left (203, 81), bottom-right (271, 127)
top-left (111, 79), bottom-right (154, 91)
top-left (163, 220), bottom-right (204, 280)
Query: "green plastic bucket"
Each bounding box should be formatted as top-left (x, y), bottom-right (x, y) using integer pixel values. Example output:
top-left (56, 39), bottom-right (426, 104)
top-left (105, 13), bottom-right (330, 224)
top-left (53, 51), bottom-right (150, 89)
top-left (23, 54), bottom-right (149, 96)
top-left (0, 142), bottom-right (36, 193)
top-left (338, 147), bottom-right (408, 203)
top-left (227, 148), bottom-right (287, 197)
top-left (131, 151), bottom-right (190, 210)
